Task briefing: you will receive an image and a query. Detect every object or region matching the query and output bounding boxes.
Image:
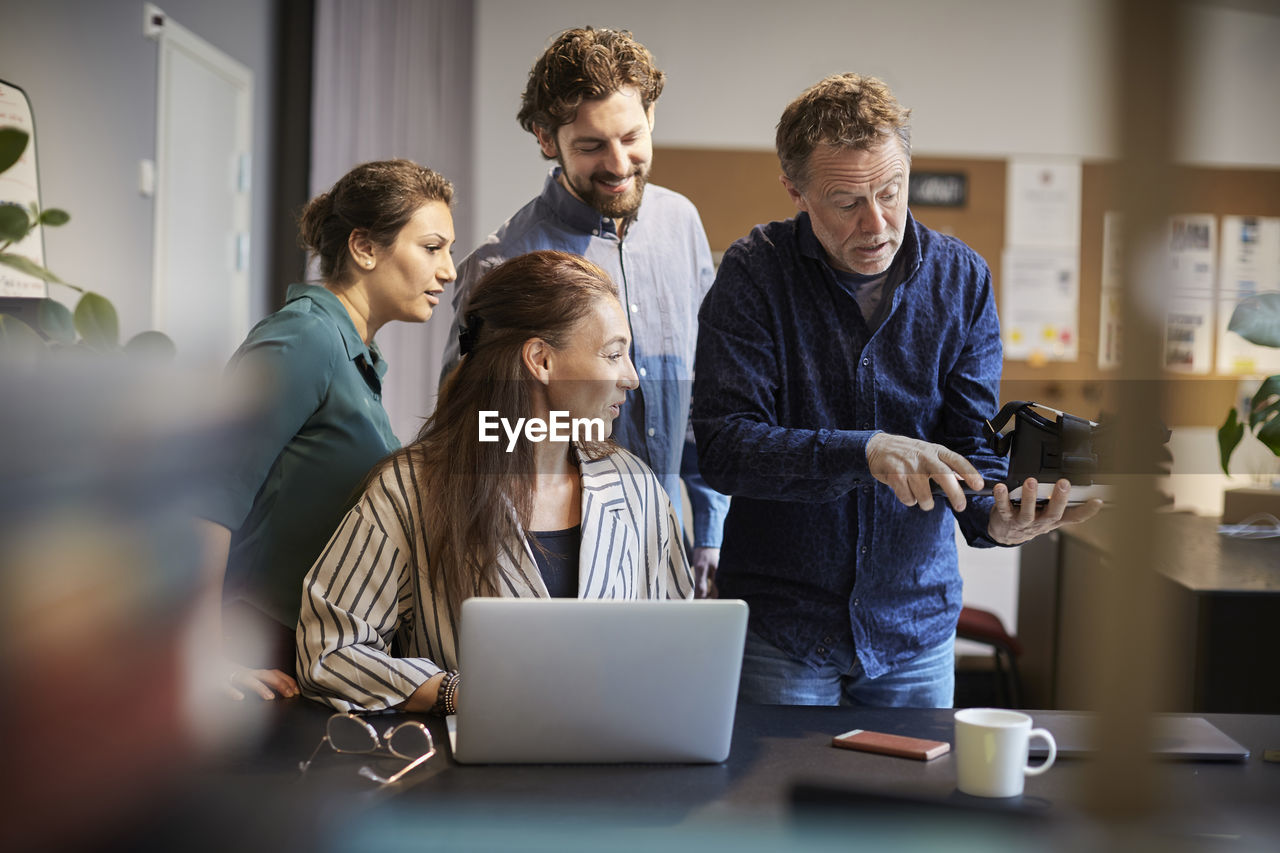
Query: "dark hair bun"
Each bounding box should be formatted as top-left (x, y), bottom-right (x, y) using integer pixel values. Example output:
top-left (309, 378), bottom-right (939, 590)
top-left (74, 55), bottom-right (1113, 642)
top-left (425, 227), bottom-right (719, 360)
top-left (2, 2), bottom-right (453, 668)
top-left (298, 159), bottom-right (453, 283)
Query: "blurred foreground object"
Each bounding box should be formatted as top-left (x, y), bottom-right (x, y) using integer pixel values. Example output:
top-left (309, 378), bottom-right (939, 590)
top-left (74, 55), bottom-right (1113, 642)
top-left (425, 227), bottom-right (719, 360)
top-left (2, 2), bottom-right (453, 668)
top-left (0, 360), bottom-right (267, 850)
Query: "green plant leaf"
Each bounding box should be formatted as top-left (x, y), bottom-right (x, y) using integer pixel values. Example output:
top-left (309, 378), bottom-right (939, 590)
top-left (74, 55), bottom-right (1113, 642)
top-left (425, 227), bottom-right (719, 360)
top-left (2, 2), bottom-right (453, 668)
top-left (0, 311), bottom-right (46, 356)
top-left (35, 297), bottom-right (75, 345)
top-left (1249, 375), bottom-right (1280, 428)
top-left (1217, 407), bottom-right (1244, 476)
top-left (1257, 411), bottom-right (1280, 458)
top-left (0, 252), bottom-right (66, 284)
top-left (0, 127), bottom-right (29, 174)
top-left (38, 208), bottom-right (70, 227)
top-left (74, 291), bottom-right (119, 350)
top-left (1248, 374), bottom-right (1280, 460)
top-left (0, 203), bottom-right (30, 243)
top-left (124, 330), bottom-right (177, 361)
top-left (1226, 292), bottom-right (1280, 348)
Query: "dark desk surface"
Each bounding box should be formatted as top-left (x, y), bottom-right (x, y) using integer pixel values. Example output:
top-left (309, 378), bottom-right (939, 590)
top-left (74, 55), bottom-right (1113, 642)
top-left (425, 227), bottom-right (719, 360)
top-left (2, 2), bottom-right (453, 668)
top-left (136, 698), bottom-right (1280, 851)
top-left (1023, 511), bottom-right (1280, 714)
top-left (1065, 510), bottom-right (1280, 594)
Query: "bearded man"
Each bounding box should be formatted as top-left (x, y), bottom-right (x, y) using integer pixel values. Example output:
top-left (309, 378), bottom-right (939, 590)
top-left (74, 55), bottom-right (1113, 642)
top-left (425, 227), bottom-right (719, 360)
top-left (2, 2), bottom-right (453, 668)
top-left (443, 27), bottom-right (728, 596)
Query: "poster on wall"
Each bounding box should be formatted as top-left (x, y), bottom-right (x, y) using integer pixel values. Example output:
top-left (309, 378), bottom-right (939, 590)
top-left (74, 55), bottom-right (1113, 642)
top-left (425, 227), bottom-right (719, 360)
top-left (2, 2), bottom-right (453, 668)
top-left (1005, 159), bottom-right (1083, 250)
top-left (0, 78), bottom-right (47, 298)
top-left (1098, 211), bottom-right (1124, 370)
top-left (1003, 158), bottom-right (1083, 364)
top-left (1163, 213), bottom-right (1217, 374)
top-left (1216, 215), bottom-right (1280, 376)
top-left (1001, 248), bottom-right (1080, 363)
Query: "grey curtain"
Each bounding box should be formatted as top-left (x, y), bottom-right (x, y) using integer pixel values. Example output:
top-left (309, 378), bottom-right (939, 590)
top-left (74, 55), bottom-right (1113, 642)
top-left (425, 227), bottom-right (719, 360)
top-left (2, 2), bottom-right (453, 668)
top-left (311, 0), bottom-right (474, 442)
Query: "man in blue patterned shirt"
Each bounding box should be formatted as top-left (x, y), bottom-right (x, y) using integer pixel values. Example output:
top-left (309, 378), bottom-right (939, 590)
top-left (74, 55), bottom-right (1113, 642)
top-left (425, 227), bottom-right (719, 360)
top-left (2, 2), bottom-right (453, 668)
top-left (443, 28), bottom-right (728, 595)
top-left (693, 74), bottom-right (1100, 707)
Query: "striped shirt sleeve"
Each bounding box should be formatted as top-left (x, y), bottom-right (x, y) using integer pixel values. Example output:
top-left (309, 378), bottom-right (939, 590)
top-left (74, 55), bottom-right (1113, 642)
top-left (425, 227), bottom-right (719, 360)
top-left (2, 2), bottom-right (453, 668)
top-left (610, 447), bottom-right (694, 601)
top-left (296, 476), bottom-right (442, 712)
top-left (664, 495), bottom-right (695, 600)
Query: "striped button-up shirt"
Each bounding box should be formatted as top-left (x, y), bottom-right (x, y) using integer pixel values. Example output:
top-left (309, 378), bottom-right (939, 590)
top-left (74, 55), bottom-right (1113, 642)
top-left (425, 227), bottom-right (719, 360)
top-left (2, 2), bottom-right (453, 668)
top-left (297, 446), bottom-right (694, 712)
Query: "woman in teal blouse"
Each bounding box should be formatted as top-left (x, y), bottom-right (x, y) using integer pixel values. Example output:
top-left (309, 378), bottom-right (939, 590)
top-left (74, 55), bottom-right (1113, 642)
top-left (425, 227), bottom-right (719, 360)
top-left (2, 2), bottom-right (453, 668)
top-left (197, 159), bottom-right (456, 700)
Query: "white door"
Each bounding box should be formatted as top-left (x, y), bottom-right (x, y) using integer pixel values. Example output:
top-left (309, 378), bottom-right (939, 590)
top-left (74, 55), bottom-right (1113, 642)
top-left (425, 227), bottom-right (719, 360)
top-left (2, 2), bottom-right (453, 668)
top-left (147, 4), bottom-right (253, 366)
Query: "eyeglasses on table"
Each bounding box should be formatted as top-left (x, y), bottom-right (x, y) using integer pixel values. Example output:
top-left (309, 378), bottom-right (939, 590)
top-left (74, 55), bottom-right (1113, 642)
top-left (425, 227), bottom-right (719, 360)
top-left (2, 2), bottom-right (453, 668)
top-left (298, 712), bottom-right (437, 786)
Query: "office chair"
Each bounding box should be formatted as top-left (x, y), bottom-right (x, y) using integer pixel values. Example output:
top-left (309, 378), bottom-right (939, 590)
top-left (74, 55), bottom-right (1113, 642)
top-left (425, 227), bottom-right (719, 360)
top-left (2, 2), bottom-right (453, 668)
top-left (956, 605), bottom-right (1024, 708)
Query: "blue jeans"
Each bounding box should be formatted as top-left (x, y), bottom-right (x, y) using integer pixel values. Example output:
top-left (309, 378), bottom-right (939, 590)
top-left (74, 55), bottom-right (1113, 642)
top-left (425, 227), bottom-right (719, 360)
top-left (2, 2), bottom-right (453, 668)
top-left (738, 627), bottom-right (956, 708)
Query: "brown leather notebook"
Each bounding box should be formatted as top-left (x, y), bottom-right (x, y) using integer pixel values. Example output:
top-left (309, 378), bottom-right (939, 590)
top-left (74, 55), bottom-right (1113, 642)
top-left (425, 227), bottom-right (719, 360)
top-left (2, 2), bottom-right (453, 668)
top-left (832, 728), bottom-right (951, 761)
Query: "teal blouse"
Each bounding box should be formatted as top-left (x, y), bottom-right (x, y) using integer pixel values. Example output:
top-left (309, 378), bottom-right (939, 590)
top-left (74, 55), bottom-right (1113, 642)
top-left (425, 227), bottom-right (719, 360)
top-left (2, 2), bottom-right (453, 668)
top-left (203, 283), bottom-right (400, 628)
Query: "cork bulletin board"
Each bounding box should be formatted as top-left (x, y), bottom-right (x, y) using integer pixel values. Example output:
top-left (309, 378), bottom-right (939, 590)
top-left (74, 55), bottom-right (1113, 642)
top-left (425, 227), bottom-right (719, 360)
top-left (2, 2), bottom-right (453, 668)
top-left (653, 147), bottom-right (1280, 426)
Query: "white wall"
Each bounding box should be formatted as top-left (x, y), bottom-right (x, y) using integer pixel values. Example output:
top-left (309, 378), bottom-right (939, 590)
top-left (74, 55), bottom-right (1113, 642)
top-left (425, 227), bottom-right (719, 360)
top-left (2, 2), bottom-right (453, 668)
top-left (0, 0), bottom-right (278, 339)
top-left (472, 0), bottom-right (1122, 244)
top-left (1178, 2), bottom-right (1280, 167)
top-left (473, 0), bottom-right (1280, 241)
top-left (472, 0), bottom-right (1280, 644)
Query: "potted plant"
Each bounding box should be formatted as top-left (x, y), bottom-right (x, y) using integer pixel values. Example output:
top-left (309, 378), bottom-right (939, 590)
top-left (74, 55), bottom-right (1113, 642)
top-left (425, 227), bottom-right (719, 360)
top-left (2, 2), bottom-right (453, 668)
top-left (0, 126), bottom-right (172, 358)
top-left (1217, 293), bottom-right (1280, 476)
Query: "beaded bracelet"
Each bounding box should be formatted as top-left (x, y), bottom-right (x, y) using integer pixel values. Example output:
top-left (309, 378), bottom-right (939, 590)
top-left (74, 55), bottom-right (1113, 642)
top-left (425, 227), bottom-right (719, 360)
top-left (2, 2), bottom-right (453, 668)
top-left (433, 670), bottom-right (460, 716)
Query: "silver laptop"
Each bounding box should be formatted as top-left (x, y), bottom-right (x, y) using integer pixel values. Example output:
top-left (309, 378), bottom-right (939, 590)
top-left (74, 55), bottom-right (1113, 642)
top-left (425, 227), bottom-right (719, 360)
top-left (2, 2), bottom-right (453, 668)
top-left (448, 598), bottom-right (748, 764)
top-left (1027, 711), bottom-right (1250, 761)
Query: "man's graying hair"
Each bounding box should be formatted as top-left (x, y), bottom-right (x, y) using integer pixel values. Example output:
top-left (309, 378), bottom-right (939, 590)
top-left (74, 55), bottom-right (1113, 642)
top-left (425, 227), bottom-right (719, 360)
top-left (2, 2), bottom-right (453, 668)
top-left (775, 74), bottom-right (912, 189)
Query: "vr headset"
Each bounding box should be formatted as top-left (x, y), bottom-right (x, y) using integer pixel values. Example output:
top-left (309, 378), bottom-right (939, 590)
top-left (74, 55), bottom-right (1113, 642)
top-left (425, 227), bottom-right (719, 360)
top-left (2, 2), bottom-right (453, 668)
top-left (985, 401), bottom-right (1105, 487)
top-left (983, 401), bottom-right (1171, 497)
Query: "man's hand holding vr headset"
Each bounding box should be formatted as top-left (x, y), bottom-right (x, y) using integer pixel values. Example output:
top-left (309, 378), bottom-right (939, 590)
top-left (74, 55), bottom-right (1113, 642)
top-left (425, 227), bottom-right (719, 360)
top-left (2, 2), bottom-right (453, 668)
top-left (865, 401), bottom-right (1164, 546)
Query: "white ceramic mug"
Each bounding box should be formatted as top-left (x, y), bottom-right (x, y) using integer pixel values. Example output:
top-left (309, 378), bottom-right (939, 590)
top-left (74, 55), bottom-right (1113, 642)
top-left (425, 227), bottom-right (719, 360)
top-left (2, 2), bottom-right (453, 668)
top-left (953, 708), bottom-right (1057, 798)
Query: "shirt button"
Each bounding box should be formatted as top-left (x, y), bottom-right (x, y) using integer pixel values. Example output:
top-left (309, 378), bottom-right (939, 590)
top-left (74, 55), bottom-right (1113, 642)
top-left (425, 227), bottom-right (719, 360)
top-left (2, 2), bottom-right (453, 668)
top-left (853, 598), bottom-right (860, 607)
top-left (816, 646), bottom-right (827, 656)
top-left (647, 427), bottom-right (656, 437)
top-left (860, 546), bottom-right (867, 554)
top-left (639, 367), bottom-right (647, 377)
top-left (823, 635), bottom-right (835, 644)
top-left (862, 357), bottom-right (870, 366)
top-left (630, 303), bottom-right (639, 313)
